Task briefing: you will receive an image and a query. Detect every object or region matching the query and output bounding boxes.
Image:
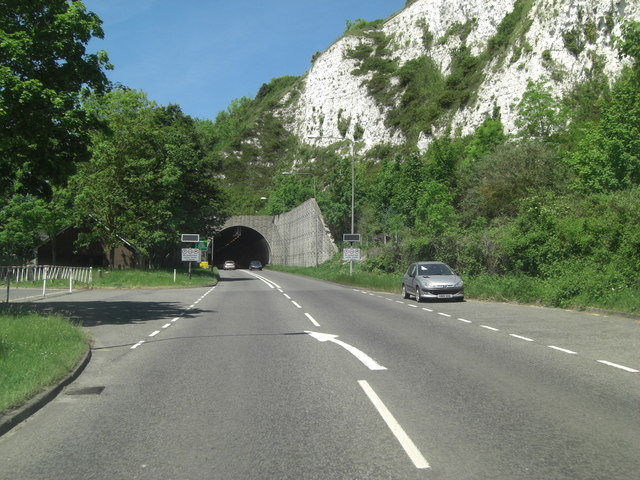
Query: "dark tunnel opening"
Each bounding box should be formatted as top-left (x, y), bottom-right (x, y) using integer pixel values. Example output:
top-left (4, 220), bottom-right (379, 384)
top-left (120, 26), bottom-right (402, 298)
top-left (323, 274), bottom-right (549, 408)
top-left (213, 226), bottom-right (270, 269)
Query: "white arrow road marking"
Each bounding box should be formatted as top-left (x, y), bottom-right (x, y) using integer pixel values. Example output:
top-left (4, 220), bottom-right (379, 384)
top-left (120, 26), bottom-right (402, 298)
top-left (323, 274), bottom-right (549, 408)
top-left (358, 380), bottom-right (430, 469)
top-left (305, 331), bottom-right (387, 371)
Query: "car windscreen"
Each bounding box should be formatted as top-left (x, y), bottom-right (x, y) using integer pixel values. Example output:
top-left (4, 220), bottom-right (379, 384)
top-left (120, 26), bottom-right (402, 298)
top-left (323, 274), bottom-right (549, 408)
top-left (418, 264), bottom-right (452, 275)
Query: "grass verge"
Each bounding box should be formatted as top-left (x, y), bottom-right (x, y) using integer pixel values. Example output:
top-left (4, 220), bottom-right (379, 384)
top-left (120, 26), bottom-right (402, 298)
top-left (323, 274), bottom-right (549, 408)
top-left (0, 307), bottom-right (88, 414)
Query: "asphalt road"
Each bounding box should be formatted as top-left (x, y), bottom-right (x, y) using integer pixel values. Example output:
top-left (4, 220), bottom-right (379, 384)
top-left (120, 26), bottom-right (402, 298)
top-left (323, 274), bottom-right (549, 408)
top-left (1, 270), bottom-right (639, 479)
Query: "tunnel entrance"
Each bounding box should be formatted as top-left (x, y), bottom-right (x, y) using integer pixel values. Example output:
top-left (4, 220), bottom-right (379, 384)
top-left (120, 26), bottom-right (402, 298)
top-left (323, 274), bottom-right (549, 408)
top-left (213, 226), bottom-right (271, 269)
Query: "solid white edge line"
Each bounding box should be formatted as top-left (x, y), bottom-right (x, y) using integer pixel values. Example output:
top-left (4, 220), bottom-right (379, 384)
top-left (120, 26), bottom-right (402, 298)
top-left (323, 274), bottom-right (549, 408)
top-left (510, 334), bottom-right (534, 342)
top-left (548, 345), bottom-right (577, 355)
top-left (358, 380), bottom-right (430, 470)
top-left (291, 300), bottom-right (302, 309)
top-left (304, 312), bottom-right (320, 327)
top-left (597, 360), bottom-right (639, 373)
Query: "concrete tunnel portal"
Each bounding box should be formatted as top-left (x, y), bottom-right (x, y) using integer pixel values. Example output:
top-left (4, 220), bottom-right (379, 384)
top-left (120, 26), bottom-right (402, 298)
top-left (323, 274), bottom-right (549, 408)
top-left (213, 226), bottom-right (271, 268)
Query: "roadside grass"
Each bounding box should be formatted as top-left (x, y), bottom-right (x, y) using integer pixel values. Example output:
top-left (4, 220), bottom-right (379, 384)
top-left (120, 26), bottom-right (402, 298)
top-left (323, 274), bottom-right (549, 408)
top-left (0, 307), bottom-right (89, 414)
top-left (268, 260), bottom-right (640, 316)
top-left (92, 267), bottom-right (219, 288)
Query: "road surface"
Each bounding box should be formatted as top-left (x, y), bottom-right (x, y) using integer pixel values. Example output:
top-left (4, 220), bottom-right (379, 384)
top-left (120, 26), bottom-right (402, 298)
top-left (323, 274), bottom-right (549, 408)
top-left (1, 269), bottom-right (639, 479)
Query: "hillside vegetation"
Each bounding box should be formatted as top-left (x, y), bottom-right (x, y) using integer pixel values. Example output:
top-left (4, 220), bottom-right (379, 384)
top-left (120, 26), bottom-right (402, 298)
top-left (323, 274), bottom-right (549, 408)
top-left (209, 19), bottom-right (640, 313)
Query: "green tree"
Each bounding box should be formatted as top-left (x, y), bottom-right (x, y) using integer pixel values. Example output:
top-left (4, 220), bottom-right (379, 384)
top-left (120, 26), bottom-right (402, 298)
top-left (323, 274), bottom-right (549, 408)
top-left (0, 0), bottom-right (111, 200)
top-left (515, 79), bottom-right (567, 139)
top-left (567, 22), bottom-right (640, 192)
top-left (70, 89), bottom-right (227, 267)
top-left (0, 191), bottom-right (70, 263)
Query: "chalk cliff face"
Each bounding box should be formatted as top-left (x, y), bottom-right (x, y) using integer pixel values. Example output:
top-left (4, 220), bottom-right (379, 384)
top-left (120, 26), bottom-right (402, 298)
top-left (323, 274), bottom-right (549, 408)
top-left (286, 0), bottom-right (640, 152)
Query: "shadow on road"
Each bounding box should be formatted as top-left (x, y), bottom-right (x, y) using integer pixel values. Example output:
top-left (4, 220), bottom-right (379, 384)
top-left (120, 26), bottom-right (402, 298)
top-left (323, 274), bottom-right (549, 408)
top-left (28, 300), bottom-right (213, 327)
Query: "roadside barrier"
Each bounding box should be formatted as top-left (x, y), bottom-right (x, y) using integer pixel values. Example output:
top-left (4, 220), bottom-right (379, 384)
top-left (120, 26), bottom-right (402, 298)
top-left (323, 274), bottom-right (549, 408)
top-left (1, 265), bottom-right (93, 302)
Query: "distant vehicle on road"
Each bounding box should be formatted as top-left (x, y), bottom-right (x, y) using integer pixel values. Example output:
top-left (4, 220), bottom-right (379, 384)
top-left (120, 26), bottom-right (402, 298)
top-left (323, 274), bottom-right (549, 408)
top-left (223, 260), bottom-right (236, 270)
top-left (402, 261), bottom-right (464, 302)
top-left (249, 260), bottom-right (263, 271)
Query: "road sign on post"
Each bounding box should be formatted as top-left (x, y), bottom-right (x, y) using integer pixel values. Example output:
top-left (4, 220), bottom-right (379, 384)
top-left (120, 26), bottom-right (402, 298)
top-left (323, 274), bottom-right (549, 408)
top-left (181, 248), bottom-right (201, 262)
top-left (343, 233), bottom-right (361, 242)
top-left (343, 248), bottom-right (361, 261)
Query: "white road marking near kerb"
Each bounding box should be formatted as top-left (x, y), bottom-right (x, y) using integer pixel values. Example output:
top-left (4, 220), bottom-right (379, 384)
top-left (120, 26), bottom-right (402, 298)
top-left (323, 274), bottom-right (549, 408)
top-left (358, 380), bottom-right (430, 470)
top-left (597, 360), bottom-right (639, 373)
top-left (510, 334), bottom-right (534, 342)
top-left (304, 313), bottom-right (320, 327)
top-left (305, 331), bottom-right (387, 371)
top-left (548, 345), bottom-right (577, 355)
top-left (291, 301), bottom-right (302, 309)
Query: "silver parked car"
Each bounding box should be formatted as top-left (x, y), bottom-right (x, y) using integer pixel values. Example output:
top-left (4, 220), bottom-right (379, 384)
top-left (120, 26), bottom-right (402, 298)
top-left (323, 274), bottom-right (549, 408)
top-left (402, 261), bottom-right (464, 302)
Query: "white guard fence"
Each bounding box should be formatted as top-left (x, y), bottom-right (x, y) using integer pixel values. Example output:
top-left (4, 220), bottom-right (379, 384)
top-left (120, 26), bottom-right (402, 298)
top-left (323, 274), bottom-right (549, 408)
top-left (1, 265), bottom-right (93, 285)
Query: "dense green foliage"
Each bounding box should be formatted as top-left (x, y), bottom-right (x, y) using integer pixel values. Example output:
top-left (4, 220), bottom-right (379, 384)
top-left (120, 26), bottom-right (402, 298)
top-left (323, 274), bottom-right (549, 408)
top-left (0, 0), bottom-right (111, 199)
top-left (68, 89), bottom-right (228, 266)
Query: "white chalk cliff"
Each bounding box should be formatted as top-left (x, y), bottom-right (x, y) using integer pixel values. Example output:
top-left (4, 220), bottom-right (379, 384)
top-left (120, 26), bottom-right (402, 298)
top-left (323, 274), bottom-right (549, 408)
top-left (285, 0), bottom-right (640, 152)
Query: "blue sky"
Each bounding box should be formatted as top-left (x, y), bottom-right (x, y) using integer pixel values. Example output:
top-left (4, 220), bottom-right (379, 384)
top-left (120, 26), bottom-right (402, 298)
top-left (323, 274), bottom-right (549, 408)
top-left (83, 1), bottom-right (406, 121)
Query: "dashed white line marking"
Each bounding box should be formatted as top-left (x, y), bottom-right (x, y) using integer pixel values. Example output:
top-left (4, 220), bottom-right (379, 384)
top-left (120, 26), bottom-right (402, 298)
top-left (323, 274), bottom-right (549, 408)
top-left (396, 301), bottom-right (405, 304)
top-left (149, 330), bottom-right (160, 337)
top-left (131, 341), bottom-right (145, 349)
top-left (510, 334), bottom-right (534, 342)
top-left (597, 360), bottom-right (639, 373)
top-left (408, 304), bottom-right (418, 308)
top-left (358, 380), bottom-right (430, 470)
top-left (481, 325), bottom-right (500, 331)
top-left (291, 301), bottom-right (302, 309)
top-left (548, 345), bottom-right (577, 355)
top-left (283, 293), bottom-right (291, 300)
top-left (422, 308), bottom-right (433, 312)
top-left (278, 289), bottom-right (284, 293)
top-left (171, 317), bottom-right (179, 323)
top-left (304, 312), bottom-right (320, 327)
top-left (458, 318), bottom-right (472, 323)
top-left (438, 312), bottom-right (451, 318)
top-left (188, 304), bottom-right (196, 309)
top-left (162, 323), bottom-right (171, 329)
